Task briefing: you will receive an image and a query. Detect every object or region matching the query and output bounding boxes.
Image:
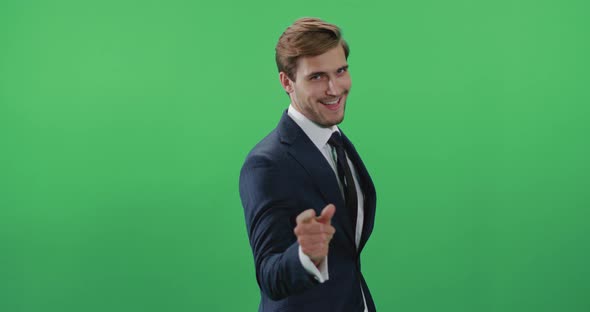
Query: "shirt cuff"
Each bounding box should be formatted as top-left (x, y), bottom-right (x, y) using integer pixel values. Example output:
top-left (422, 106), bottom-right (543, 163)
top-left (298, 246), bottom-right (329, 283)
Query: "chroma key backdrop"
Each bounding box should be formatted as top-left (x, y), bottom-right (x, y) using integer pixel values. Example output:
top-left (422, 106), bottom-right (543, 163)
top-left (1, 0), bottom-right (589, 311)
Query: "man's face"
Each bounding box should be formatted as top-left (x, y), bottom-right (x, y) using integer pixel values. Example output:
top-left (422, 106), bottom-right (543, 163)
top-left (280, 45), bottom-right (351, 127)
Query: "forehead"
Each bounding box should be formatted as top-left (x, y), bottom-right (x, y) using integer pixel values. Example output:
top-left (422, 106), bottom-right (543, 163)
top-left (296, 45), bottom-right (347, 75)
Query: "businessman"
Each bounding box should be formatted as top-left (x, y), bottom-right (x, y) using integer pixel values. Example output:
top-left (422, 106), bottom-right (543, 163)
top-left (239, 17), bottom-right (377, 311)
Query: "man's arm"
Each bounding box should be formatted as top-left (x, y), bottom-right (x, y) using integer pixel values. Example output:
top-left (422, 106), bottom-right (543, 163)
top-left (239, 154), bottom-right (334, 300)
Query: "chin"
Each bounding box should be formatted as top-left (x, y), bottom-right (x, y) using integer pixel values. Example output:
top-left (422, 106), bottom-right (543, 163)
top-left (323, 116), bottom-right (344, 127)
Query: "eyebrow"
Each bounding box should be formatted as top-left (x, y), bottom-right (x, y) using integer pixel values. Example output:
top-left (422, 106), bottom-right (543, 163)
top-left (306, 65), bottom-right (349, 79)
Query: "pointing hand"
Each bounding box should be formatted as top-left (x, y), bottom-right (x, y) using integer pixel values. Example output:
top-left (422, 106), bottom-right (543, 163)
top-left (294, 204), bottom-right (336, 266)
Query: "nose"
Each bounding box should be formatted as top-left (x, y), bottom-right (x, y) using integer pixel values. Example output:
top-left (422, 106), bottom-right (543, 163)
top-left (326, 79), bottom-right (342, 96)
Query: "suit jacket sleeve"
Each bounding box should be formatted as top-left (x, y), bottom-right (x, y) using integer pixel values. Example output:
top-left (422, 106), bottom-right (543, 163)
top-left (239, 152), bottom-right (319, 300)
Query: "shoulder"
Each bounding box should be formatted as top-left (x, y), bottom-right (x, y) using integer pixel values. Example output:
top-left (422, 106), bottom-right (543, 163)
top-left (242, 112), bottom-right (301, 168)
top-left (240, 129), bottom-right (297, 184)
top-left (238, 127), bottom-right (295, 204)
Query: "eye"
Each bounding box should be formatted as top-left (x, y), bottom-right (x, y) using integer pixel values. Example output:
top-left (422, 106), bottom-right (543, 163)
top-left (310, 74), bottom-right (322, 81)
top-left (337, 67), bottom-right (348, 74)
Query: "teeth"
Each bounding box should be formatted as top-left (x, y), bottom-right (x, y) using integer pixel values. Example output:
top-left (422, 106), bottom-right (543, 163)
top-left (322, 98), bottom-right (340, 105)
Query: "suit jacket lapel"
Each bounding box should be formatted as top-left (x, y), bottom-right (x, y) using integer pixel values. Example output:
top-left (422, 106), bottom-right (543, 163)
top-left (277, 112), bottom-right (357, 245)
top-left (341, 130), bottom-right (377, 253)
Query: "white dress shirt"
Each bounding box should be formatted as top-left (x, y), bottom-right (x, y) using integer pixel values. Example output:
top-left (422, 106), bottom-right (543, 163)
top-left (287, 105), bottom-right (368, 312)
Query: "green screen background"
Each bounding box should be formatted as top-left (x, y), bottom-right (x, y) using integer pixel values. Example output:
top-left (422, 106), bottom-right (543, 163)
top-left (1, 0), bottom-right (589, 311)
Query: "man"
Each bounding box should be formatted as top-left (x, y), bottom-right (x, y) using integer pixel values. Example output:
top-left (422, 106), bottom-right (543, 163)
top-left (239, 17), bottom-right (377, 311)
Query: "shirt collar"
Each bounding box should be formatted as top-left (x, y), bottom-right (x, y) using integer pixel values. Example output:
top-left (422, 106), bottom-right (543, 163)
top-left (287, 104), bottom-right (339, 151)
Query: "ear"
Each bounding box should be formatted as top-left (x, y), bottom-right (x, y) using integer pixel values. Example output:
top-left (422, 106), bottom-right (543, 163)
top-left (279, 72), bottom-right (294, 94)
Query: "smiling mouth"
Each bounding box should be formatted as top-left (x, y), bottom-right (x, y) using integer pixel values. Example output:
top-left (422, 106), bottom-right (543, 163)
top-left (320, 97), bottom-right (341, 105)
top-left (320, 97), bottom-right (343, 111)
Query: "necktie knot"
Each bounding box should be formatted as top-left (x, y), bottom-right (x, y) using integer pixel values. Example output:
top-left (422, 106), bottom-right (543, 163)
top-left (328, 131), bottom-right (343, 148)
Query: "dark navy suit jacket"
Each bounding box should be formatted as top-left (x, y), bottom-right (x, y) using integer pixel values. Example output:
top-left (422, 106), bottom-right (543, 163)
top-left (239, 111), bottom-right (377, 311)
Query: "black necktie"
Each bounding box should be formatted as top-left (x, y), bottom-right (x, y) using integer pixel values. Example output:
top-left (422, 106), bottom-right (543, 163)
top-left (328, 131), bottom-right (358, 229)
